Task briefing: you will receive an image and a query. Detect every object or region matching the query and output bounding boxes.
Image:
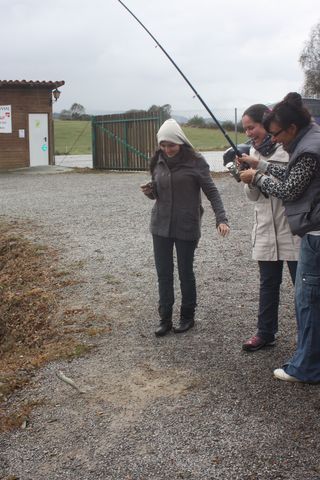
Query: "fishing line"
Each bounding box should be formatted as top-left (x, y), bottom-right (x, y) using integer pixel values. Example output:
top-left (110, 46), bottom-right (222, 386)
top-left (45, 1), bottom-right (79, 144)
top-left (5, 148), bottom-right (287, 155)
top-left (117, 0), bottom-right (242, 156)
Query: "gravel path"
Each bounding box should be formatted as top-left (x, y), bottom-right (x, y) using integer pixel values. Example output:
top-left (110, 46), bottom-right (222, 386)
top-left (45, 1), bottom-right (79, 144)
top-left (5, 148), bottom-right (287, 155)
top-left (1, 169), bottom-right (320, 480)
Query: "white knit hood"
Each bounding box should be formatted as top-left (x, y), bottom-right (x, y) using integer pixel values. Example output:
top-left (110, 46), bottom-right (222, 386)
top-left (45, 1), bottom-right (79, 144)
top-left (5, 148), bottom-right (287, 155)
top-left (157, 119), bottom-right (193, 148)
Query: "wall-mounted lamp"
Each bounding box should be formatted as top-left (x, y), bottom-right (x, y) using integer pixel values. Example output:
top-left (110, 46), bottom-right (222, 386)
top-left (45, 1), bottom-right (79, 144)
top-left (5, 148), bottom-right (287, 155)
top-left (52, 88), bottom-right (61, 102)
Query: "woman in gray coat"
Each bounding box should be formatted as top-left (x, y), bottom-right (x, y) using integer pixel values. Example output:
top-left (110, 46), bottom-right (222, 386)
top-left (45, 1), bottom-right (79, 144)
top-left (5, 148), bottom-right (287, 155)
top-left (141, 119), bottom-right (229, 336)
top-left (241, 104), bottom-right (300, 352)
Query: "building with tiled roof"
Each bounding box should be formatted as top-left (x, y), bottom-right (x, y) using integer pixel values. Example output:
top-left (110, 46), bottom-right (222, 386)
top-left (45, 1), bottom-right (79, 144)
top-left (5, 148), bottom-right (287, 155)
top-left (0, 80), bottom-right (65, 170)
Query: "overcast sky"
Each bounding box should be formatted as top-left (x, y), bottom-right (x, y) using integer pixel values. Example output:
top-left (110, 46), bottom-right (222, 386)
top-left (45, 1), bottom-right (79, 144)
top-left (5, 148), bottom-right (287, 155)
top-left (3, 0), bottom-right (319, 118)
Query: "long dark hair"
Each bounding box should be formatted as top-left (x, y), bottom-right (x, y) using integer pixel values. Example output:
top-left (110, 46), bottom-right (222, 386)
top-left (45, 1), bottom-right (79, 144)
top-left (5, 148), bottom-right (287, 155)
top-left (242, 104), bottom-right (271, 123)
top-left (263, 92), bottom-right (311, 132)
top-left (149, 144), bottom-right (197, 174)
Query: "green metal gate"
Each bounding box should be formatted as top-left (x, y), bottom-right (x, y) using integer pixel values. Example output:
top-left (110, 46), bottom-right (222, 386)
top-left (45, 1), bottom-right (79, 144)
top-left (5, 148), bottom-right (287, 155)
top-left (92, 111), bottom-right (163, 170)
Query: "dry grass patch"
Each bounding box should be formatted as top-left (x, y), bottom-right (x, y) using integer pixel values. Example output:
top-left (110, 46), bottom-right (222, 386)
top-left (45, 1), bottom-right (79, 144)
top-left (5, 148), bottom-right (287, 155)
top-left (0, 221), bottom-right (109, 431)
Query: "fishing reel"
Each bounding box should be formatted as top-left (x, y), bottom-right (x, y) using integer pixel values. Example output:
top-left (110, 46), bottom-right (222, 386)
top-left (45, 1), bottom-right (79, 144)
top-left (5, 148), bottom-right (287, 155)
top-left (223, 142), bottom-right (251, 182)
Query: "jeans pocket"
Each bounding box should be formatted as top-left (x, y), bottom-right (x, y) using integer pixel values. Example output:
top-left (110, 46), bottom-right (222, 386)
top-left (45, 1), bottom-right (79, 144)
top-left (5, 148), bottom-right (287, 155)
top-left (302, 273), bottom-right (320, 303)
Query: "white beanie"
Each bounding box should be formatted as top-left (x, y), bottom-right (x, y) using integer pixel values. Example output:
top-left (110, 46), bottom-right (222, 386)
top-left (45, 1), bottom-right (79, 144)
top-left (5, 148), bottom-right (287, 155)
top-left (157, 119), bottom-right (193, 148)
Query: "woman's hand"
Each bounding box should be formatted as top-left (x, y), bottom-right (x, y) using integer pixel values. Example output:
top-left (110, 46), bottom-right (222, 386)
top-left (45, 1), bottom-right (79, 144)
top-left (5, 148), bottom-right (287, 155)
top-left (217, 223), bottom-right (230, 237)
top-left (239, 168), bottom-right (256, 184)
top-left (236, 154), bottom-right (259, 169)
top-left (140, 182), bottom-right (154, 196)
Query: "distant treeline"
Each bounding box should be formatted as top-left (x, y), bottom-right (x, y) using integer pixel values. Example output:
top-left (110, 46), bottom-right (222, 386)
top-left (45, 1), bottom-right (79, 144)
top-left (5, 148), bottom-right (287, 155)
top-left (57, 103), bottom-right (91, 121)
top-left (55, 103), bottom-right (243, 131)
top-left (55, 103), bottom-right (172, 122)
top-left (184, 114), bottom-right (244, 132)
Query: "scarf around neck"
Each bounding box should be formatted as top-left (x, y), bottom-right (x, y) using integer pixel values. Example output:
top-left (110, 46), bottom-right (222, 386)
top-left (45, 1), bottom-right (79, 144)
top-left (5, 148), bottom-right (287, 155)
top-left (253, 134), bottom-right (277, 158)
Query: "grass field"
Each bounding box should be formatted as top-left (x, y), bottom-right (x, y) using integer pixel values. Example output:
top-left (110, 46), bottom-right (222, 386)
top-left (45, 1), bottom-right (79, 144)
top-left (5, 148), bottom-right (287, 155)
top-left (182, 126), bottom-right (247, 150)
top-left (54, 120), bottom-right (92, 155)
top-left (53, 120), bottom-right (247, 155)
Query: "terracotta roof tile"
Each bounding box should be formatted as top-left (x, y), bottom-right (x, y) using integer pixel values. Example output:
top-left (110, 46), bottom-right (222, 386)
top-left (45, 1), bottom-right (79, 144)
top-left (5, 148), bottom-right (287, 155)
top-left (0, 80), bottom-right (65, 89)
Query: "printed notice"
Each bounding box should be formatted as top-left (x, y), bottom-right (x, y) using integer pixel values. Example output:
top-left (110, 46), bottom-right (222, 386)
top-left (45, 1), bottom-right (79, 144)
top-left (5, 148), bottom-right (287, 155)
top-left (0, 105), bottom-right (12, 133)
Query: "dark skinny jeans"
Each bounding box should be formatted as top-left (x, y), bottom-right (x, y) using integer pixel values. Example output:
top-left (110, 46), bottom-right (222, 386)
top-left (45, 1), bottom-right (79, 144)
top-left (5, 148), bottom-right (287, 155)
top-left (152, 235), bottom-right (197, 315)
top-left (257, 260), bottom-right (297, 342)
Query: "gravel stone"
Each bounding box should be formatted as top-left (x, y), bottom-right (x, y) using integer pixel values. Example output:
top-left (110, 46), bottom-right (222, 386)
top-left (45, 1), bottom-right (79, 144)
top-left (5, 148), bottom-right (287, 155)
top-left (0, 169), bottom-right (320, 480)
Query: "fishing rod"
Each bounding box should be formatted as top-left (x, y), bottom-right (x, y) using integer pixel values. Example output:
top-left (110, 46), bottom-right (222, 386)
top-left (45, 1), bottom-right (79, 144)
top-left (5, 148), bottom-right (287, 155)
top-left (117, 0), bottom-right (242, 156)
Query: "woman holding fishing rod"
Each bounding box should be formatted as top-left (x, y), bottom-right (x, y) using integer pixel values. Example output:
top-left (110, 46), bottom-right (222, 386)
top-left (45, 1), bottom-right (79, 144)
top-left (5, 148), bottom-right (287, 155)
top-left (141, 119), bottom-right (229, 337)
top-left (239, 104), bottom-right (300, 353)
top-left (238, 92), bottom-right (320, 383)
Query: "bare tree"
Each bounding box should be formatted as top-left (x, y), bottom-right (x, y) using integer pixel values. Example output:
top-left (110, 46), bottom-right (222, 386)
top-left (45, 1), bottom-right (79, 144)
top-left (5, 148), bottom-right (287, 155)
top-left (299, 22), bottom-right (320, 97)
top-left (125, 104), bottom-right (172, 121)
top-left (70, 103), bottom-right (86, 119)
top-left (148, 104), bottom-right (171, 121)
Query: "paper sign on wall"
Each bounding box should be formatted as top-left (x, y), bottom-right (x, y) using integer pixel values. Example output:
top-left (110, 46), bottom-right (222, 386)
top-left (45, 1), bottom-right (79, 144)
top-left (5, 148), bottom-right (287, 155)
top-left (0, 105), bottom-right (12, 133)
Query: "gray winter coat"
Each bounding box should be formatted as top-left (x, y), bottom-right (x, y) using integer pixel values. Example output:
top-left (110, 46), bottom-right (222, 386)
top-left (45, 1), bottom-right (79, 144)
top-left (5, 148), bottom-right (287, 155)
top-left (148, 151), bottom-right (228, 241)
top-left (244, 144), bottom-right (301, 261)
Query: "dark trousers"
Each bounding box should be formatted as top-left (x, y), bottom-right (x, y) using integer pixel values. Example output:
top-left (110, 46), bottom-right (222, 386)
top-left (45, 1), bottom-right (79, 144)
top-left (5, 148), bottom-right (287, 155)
top-left (257, 260), bottom-right (297, 342)
top-left (152, 235), bottom-right (197, 315)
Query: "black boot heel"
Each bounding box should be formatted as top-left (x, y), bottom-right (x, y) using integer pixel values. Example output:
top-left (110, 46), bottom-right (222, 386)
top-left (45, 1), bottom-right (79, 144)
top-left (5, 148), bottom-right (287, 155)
top-left (155, 321), bottom-right (173, 337)
top-left (155, 306), bottom-right (173, 337)
top-left (173, 306), bottom-right (195, 334)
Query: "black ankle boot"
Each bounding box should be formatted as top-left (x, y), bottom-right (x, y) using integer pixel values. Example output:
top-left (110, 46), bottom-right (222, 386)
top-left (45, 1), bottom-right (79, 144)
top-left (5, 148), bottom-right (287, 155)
top-left (173, 306), bottom-right (195, 334)
top-left (155, 320), bottom-right (173, 337)
top-left (155, 307), bottom-right (172, 337)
